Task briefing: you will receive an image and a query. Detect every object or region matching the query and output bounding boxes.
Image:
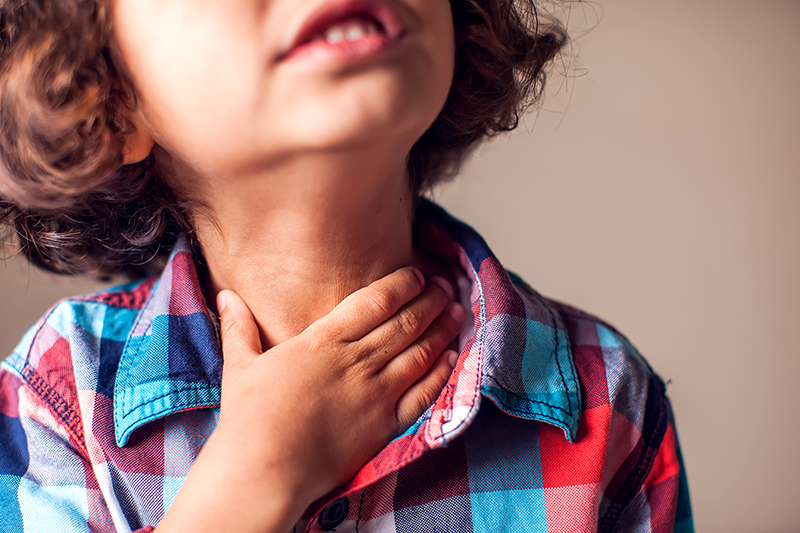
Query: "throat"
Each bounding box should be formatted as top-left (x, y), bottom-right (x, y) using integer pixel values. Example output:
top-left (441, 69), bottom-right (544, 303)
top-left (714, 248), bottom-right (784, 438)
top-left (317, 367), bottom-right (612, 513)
top-left (200, 199), bottom-right (416, 350)
top-left (192, 149), bottom-right (418, 351)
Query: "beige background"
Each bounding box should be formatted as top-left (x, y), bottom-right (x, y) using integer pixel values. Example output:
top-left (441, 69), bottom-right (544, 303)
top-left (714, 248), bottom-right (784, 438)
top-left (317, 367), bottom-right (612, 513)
top-left (1, 1), bottom-right (798, 531)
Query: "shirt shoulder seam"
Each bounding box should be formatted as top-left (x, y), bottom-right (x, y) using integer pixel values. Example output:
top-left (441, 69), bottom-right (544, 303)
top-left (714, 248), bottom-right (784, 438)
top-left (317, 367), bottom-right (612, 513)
top-left (554, 304), bottom-right (661, 380)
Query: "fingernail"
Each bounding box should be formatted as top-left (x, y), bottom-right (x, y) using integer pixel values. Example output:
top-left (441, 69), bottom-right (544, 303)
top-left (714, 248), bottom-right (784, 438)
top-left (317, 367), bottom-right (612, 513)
top-left (447, 350), bottom-right (459, 367)
top-left (448, 302), bottom-right (465, 323)
top-left (411, 267), bottom-right (425, 287)
top-left (431, 276), bottom-right (454, 299)
top-left (216, 292), bottom-right (227, 313)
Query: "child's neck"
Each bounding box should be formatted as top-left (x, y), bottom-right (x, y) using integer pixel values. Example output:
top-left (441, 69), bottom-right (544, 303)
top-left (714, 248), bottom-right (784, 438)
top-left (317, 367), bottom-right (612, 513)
top-left (191, 149), bottom-right (427, 351)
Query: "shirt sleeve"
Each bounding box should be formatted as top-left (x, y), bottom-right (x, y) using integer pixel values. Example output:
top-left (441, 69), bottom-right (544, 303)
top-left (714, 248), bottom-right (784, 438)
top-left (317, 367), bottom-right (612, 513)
top-left (606, 388), bottom-right (695, 533)
top-left (0, 363), bottom-right (154, 533)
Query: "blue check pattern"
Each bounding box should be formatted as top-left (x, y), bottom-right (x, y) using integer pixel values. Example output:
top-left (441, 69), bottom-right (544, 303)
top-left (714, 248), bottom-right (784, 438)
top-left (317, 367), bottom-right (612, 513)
top-left (0, 200), bottom-right (692, 532)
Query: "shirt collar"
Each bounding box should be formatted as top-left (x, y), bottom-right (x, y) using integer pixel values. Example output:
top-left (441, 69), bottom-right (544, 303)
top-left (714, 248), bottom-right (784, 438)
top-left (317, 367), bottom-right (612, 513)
top-left (113, 199), bottom-right (580, 449)
top-left (114, 235), bottom-right (223, 447)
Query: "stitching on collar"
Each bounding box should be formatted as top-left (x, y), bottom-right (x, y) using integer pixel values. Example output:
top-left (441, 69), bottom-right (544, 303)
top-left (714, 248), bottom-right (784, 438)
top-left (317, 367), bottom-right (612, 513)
top-left (114, 268), bottom-right (161, 446)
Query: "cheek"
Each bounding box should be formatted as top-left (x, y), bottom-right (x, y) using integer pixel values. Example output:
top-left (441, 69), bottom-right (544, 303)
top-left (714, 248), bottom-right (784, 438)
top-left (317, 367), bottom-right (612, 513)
top-left (114, 0), bottom-right (457, 171)
top-left (115, 1), bottom-right (264, 168)
top-left (419, 0), bottom-right (456, 118)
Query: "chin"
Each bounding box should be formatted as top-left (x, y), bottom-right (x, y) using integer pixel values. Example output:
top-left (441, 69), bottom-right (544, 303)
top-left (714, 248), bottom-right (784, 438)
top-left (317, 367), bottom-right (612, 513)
top-left (305, 118), bottom-right (412, 150)
top-left (276, 70), bottom-right (442, 149)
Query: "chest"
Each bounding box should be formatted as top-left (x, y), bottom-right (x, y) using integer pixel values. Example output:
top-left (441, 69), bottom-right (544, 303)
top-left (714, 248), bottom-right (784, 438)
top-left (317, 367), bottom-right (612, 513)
top-left (98, 404), bottom-right (602, 533)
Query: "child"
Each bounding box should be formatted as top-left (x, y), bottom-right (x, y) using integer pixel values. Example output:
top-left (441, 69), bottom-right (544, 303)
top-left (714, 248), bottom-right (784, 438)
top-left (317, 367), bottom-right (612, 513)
top-left (0, 0), bottom-right (692, 531)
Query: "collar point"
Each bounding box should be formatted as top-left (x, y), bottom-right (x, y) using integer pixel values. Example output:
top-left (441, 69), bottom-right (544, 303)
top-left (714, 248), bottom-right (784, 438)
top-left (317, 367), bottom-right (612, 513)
top-left (113, 383), bottom-right (222, 448)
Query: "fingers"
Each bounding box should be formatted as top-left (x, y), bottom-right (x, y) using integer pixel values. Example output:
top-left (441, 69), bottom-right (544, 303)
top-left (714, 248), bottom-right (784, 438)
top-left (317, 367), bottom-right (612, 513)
top-left (359, 276), bottom-right (456, 364)
top-left (217, 290), bottom-right (263, 369)
top-left (323, 266), bottom-right (427, 341)
top-left (380, 298), bottom-right (464, 378)
top-left (394, 348), bottom-right (460, 431)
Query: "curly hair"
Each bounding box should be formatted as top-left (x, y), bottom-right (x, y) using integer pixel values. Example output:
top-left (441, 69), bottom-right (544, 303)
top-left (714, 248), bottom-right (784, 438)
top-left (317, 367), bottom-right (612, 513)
top-left (0, 0), bottom-right (567, 279)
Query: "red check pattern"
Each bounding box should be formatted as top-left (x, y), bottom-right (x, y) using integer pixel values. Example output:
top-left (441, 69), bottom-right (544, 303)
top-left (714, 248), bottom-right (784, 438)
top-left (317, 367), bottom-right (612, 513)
top-left (0, 200), bottom-right (692, 532)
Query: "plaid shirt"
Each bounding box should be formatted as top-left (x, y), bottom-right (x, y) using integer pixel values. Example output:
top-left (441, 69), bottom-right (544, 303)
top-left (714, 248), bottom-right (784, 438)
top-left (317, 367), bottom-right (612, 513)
top-left (0, 200), bottom-right (692, 532)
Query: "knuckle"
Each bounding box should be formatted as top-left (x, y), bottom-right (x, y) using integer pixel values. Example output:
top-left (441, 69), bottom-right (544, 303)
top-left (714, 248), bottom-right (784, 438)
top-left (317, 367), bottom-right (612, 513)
top-left (396, 307), bottom-right (424, 337)
top-left (417, 387), bottom-right (438, 412)
top-left (366, 289), bottom-right (397, 318)
top-left (305, 329), bottom-right (328, 354)
top-left (406, 342), bottom-right (436, 375)
top-left (306, 322), bottom-right (343, 354)
top-left (220, 320), bottom-right (242, 346)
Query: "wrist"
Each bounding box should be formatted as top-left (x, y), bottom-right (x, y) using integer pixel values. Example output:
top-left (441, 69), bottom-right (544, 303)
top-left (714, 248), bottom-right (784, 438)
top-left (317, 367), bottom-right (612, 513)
top-left (156, 423), bottom-right (309, 533)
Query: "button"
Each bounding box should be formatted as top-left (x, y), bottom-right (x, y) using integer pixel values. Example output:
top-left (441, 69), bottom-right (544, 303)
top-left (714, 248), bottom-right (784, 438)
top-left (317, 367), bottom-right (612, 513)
top-left (318, 497), bottom-right (349, 531)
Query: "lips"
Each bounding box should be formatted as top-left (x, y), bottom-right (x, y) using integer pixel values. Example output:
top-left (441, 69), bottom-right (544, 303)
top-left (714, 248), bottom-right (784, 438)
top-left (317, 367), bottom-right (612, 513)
top-left (277, 0), bottom-right (408, 62)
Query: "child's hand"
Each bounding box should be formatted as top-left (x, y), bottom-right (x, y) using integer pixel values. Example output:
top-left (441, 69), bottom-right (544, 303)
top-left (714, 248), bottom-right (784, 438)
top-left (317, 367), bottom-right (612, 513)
top-left (155, 267), bottom-right (464, 533)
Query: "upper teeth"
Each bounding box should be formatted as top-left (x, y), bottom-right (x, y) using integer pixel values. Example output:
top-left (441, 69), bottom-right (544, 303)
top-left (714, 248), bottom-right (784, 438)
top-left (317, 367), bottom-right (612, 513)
top-left (316, 18), bottom-right (380, 44)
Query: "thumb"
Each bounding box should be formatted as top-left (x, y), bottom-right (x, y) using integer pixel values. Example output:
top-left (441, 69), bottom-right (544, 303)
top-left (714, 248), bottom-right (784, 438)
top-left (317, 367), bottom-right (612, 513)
top-left (217, 290), bottom-right (262, 369)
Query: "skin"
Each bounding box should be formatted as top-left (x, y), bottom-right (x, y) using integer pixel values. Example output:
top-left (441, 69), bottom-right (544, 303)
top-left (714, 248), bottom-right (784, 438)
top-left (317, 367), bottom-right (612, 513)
top-left (111, 0), bottom-right (460, 530)
top-left (162, 273), bottom-right (465, 532)
top-left (114, 0), bottom-right (456, 346)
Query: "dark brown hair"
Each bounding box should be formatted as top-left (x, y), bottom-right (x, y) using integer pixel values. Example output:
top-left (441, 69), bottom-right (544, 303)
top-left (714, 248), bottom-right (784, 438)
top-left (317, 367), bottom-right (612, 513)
top-left (0, 0), bottom-right (567, 279)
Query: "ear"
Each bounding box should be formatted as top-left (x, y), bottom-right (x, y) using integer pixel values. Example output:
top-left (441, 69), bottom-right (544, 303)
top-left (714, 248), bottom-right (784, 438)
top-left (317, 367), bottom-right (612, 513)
top-left (121, 111), bottom-right (156, 165)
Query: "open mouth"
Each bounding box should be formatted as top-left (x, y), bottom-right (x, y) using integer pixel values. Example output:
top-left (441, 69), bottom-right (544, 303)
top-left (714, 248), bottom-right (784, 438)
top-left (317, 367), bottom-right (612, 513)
top-left (307, 15), bottom-right (384, 46)
top-left (277, 0), bottom-right (407, 63)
